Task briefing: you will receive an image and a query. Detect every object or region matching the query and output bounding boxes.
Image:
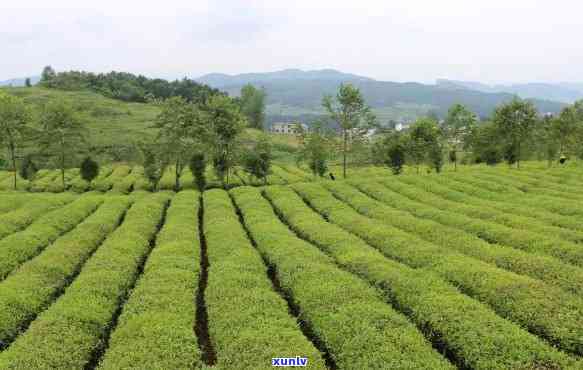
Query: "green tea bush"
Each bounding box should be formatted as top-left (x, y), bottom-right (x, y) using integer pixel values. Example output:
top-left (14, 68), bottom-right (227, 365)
top-left (0, 195), bottom-right (102, 280)
top-left (351, 180), bottom-right (583, 295)
top-left (204, 189), bottom-right (326, 369)
top-left (0, 193), bottom-right (169, 369)
top-left (265, 185), bottom-right (578, 369)
top-left (0, 194), bottom-right (74, 239)
top-left (98, 191), bottom-right (199, 369)
top-left (0, 197), bottom-right (131, 346)
top-left (293, 182), bottom-right (583, 356)
top-left (231, 186), bottom-right (453, 369)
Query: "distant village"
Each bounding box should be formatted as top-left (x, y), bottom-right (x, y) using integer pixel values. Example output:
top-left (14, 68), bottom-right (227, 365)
top-left (268, 120), bottom-right (414, 139)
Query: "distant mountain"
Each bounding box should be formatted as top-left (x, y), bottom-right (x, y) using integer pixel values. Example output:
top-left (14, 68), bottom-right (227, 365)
top-left (197, 69), bottom-right (566, 120)
top-left (196, 69), bottom-right (373, 88)
top-left (0, 76), bottom-right (40, 87)
top-left (437, 79), bottom-right (583, 104)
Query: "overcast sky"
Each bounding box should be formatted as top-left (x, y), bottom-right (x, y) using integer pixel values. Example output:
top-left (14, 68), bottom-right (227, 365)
top-left (1, 0), bottom-right (581, 84)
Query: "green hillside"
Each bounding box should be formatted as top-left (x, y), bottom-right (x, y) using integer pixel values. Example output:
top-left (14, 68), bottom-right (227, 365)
top-left (1, 86), bottom-right (299, 164)
top-left (3, 86), bottom-right (160, 147)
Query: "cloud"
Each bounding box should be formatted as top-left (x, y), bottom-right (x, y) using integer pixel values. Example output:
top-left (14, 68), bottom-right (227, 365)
top-left (0, 0), bottom-right (582, 84)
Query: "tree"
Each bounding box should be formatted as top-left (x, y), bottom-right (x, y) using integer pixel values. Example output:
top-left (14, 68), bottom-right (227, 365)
top-left (428, 141), bottom-right (444, 173)
top-left (203, 95), bottom-right (245, 187)
top-left (297, 121), bottom-right (331, 178)
top-left (40, 98), bottom-right (86, 190)
top-left (493, 99), bottom-right (538, 168)
top-left (0, 92), bottom-right (31, 189)
top-left (381, 132), bottom-right (406, 175)
top-left (189, 152), bottom-right (206, 192)
top-left (240, 84), bottom-right (266, 130)
top-left (154, 97), bottom-right (202, 191)
top-left (570, 100), bottom-right (583, 159)
top-left (554, 107), bottom-right (578, 156)
top-left (469, 121), bottom-right (502, 165)
top-left (80, 157), bottom-right (99, 182)
top-left (443, 104), bottom-right (477, 170)
top-left (322, 84), bottom-right (376, 178)
top-left (40, 66), bottom-right (56, 86)
top-left (406, 118), bottom-right (441, 174)
top-left (19, 155), bottom-right (37, 180)
top-left (140, 144), bottom-right (166, 191)
top-left (25, 78), bottom-right (32, 88)
top-left (243, 135), bottom-right (272, 185)
top-left (533, 115), bottom-right (560, 167)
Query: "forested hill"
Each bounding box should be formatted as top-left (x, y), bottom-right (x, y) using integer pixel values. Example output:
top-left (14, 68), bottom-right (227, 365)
top-left (38, 69), bottom-right (222, 104)
top-left (197, 69), bottom-right (566, 119)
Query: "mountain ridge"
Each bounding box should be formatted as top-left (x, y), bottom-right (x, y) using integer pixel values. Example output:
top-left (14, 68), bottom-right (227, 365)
top-left (437, 79), bottom-right (583, 103)
top-left (0, 76), bottom-right (41, 87)
top-left (196, 69), bottom-right (566, 120)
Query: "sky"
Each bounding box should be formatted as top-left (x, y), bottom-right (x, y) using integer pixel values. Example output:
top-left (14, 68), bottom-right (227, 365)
top-left (1, 0), bottom-right (582, 84)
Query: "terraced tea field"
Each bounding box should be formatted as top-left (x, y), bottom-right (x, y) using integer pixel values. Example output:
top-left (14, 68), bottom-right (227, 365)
top-left (0, 167), bottom-right (582, 369)
top-left (0, 164), bottom-right (320, 193)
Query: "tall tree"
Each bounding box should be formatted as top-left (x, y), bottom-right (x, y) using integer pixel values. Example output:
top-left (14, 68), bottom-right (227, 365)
top-left (40, 98), bottom-right (85, 190)
top-left (493, 99), bottom-right (538, 168)
top-left (240, 84), bottom-right (266, 130)
top-left (469, 121), bottom-right (503, 165)
top-left (243, 135), bottom-right (272, 185)
top-left (203, 95), bottom-right (245, 187)
top-left (25, 78), bottom-right (32, 88)
top-left (154, 97), bottom-right (201, 191)
top-left (443, 104), bottom-right (477, 170)
top-left (0, 92), bottom-right (31, 189)
top-left (40, 66), bottom-right (56, 86)
top-left (139, 143), bottom-right (166, 191)
top-left (553, 107), bottom-right (578, 156)
top-left (406, 118), bottom-right (441, 174)
top-left (296, 121), bottom-right (332, 178)
top-left (322, 83), bottom-right (376, 178)
top-left (534, 115), bottom-right (560, 167)
top-left (380, 131), bottom-right (406, 175)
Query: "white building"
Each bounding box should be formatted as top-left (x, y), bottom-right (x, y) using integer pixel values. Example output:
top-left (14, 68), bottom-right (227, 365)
top-left (270, 122), bottom-right (309, 134)
top-left (395, 122), bottom-right (410, 131)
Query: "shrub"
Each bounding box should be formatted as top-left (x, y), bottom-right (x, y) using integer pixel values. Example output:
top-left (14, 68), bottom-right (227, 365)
top-left (19, 155), bottom-right (38, 180)
top-left (265, 185), bottom-right (576, 369)
top-left (80, 157), bottom-right (99, 182)
top-left (0, 194), bottom-right (170, 369)
top-left (230, 186), bottom-right (453, 369)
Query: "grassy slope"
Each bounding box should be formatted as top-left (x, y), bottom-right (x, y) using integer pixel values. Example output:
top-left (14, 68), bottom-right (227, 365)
top-left (2, 88), bottom-right (300, 163)
top-left (3, 87), bottom-right (160, 148)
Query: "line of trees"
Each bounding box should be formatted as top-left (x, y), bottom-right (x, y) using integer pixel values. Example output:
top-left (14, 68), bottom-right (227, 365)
top-left (1, 68), bottom-right (273, 192)
top-left (375, 98), bottom-right (583, 175)
top-left (295, 84), bottom-right (583, 178)
top-left (0, 91), bottom-right (88, 190)
top-left (4, 75), bottom-right (583, 192)
top-left (139, 92), bottom-right (274, 191)
top-left (0, 87), bottom-right (273, 191)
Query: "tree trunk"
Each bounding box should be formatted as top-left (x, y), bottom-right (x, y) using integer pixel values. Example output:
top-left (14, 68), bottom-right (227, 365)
top-left (517, 141), bottom-right (521, 169)
top-left (61, 135), bottom-right (66, 191)
top-left (175, 159), bottom-right (180, 192)
top-left (454, 154), bottom-right (457, 172)
top-left (9, 143), bottom-right (17, 190)
top-left (342, 130), bottom-right (348, 179)
top-left (226, 145), bottom-right (231, 188)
